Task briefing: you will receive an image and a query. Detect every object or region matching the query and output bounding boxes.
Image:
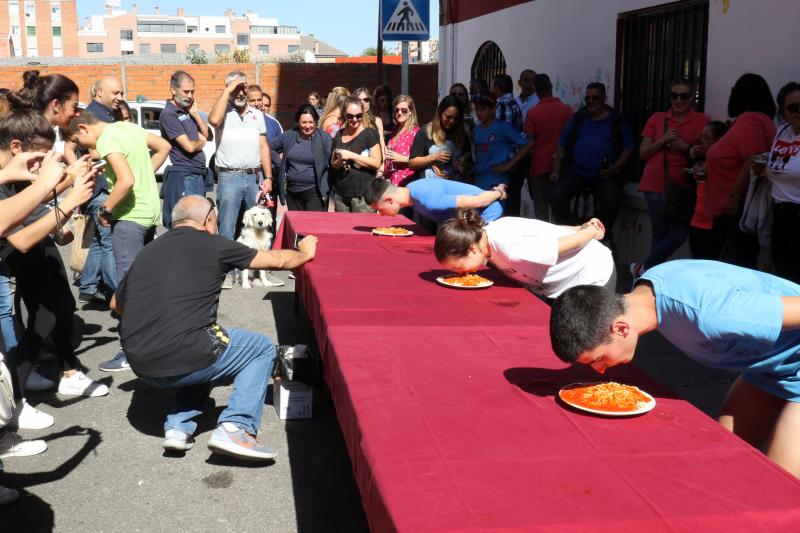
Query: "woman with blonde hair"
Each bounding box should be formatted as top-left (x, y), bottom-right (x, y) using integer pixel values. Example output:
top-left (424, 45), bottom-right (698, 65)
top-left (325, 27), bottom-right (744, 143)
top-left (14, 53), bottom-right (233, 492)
top-left (319, 87), bottom-right (350, 137)
top-left (409, 94), bottom-right (467, 181)
top-left (384, 95), bottom-right (420, 186)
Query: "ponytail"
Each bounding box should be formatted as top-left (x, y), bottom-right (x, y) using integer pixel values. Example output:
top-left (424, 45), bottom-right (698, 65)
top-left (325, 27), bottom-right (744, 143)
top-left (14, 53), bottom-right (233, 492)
top-left (434, 208), bottom-right (485, 262)
top-left (8, 70), bottom-right (79, 114)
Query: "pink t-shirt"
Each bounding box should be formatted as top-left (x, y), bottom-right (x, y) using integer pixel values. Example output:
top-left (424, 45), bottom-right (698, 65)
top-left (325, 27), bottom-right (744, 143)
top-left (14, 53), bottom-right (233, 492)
top-left (704, 112), bottom-right (776, 219)
top-left (384, 125), bottom-right (420, 185)
top-left (638, 109), bottom-right (710, 193)
top-left (524, 97), bottom-right (573, 176)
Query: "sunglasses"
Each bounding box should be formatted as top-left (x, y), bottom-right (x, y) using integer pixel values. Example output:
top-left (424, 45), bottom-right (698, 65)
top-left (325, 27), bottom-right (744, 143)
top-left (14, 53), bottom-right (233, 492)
top-left (584, 95), bottom-right (603, 102)
top-left (671, 92), bottom-right (693, 101)
top-left (359, 97), bottom-right (371, 103)
top-left (785, 103), bottom-right (800, 115)
top-left (345, 113), bottom-right (364, 121)
top-left (394, 107), bottom-right (410, 115)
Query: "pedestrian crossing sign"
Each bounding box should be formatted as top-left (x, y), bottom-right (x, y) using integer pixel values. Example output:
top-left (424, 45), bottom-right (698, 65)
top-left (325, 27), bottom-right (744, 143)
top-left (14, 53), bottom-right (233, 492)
top-left (381, 0), bottom-right (430, 41)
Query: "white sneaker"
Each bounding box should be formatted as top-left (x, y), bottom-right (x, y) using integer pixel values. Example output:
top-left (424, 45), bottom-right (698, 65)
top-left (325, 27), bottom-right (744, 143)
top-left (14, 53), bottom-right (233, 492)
top-left (58, 371), bottom-right (109, 397)
top-left (26, 369), bottom-right (56, 392)
top-left (0, 485), bottom-right (19, 506)
top-left (0, 430), bottom-right (47, 459)
top-left (261, 272), bottom-right (285, 287)
top-left (9, 399), bottom-right (54, 430)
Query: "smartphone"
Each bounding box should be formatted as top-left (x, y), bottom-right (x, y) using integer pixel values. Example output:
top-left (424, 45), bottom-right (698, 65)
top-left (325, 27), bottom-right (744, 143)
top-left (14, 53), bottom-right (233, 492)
top-left (91, 160), bottom-right (107, 170)
top-left (293, 233), bottom-right (307, 250)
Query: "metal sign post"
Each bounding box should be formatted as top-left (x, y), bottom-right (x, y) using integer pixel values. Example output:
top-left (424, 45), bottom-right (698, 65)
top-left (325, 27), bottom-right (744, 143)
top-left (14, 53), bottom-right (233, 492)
top-left (381, 0), bottom-right (430, 95)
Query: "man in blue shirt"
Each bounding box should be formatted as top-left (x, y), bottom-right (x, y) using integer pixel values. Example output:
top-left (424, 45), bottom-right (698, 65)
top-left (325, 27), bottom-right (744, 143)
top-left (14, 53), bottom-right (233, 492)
top-left (549, 83), bottom-right (633, 239)
top-left (471, 93), bottom-right (534, 191)
top-left (159, 70), bottom-right (211, 228)
top-left (550, 260), bottom-right (800, 478)
top-left (365, 177), bottom-right (506, 225)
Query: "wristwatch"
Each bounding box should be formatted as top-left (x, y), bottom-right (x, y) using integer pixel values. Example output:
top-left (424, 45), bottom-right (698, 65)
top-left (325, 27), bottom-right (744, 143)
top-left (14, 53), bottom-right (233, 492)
top-left (99, 206), bottom-right (113, 218)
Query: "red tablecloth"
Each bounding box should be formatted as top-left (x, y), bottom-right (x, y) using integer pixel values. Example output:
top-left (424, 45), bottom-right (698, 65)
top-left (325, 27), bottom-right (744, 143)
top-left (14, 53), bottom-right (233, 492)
top-left (276, 212), bottom-right (800, 532)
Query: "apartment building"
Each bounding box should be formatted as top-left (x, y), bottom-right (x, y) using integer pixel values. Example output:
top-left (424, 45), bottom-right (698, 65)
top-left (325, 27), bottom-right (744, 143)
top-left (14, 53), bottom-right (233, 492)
top-left (77, 5), bottom-right (344, 60)
top-left (0, 0), bottom-right (79, 58)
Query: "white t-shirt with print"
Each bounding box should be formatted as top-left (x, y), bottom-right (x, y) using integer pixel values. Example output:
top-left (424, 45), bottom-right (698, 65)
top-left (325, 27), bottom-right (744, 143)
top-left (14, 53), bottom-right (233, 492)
top-left (484, 217), bottom-right (614, 298)
top-left (768, 125), bottom-right (800, 204)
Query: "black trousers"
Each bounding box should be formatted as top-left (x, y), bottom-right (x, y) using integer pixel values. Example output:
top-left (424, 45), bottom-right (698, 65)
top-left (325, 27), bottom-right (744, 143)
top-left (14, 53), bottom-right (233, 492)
top-left (6, 239), bottom-right (79, 399)
top-left (286, 187), bottom-right (326, 212)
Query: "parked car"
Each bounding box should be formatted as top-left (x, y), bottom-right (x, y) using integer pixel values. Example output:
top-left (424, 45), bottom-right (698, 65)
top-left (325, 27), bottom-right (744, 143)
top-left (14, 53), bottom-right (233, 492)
top-left (126, 100), bottom-right (217, 176)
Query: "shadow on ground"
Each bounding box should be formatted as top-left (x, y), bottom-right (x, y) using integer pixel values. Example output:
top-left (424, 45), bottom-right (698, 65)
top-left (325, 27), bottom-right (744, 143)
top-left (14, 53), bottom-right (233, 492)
top-left (266, 290), bottom-right (370, 533)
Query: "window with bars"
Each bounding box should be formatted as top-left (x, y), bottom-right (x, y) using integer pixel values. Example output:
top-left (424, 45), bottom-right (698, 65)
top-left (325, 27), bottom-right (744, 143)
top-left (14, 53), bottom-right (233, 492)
top-left (470, 41), bottom-right (506, 86)
top-left (617, 0), bottom-right (709, 177)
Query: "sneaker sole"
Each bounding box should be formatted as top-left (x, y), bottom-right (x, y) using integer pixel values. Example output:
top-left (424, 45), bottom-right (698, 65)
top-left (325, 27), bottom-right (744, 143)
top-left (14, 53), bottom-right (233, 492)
top-left (98, 366), bottom-right (132, 373)
top-left (207, 439), bottom-right (278, 461)
top-left (163, 439), bottom-right (194, 452)
top-left (58, 387), bottom-right (110, 397)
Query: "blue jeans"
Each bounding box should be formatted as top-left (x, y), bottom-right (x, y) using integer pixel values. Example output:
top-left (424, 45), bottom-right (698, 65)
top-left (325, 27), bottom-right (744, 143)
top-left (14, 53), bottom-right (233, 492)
top-left (111, 220), bottom-right (156, 283)
top-left (0, 263), bottom-right (16, 355)
top-left (643, 191), bottom-right (667, 254)
top-left (550, 173), bottom-right (621, 231)
top-left (141, 328), bottom-right (276, 436)
top-left (80, 193), bottom-right (117, 295)
top-left (162, 171), bottom-right (206, 229)
top-left (216, 171), bottom-right (260, 241)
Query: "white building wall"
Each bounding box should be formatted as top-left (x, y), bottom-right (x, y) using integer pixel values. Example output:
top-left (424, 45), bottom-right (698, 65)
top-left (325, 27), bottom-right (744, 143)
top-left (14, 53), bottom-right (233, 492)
top-left (440, 0), bottom-right (795, 118)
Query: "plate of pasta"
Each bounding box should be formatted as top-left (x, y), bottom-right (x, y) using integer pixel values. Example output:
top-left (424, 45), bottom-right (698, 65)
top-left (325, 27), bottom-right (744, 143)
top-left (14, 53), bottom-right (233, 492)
top-left (435, 272), bottom-right (494, 289)
top-left (372, 227), bottom-right (414, 237)
top-left (558, 381), bottom-right (656, 416)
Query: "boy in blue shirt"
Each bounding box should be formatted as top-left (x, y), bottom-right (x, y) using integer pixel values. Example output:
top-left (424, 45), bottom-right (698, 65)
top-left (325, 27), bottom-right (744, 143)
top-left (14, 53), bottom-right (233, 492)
top-left (550, 260), bottom-right (800, 478)
top-left (364, 177), bottom-right (506, 225)
top-left (471, 93), bottom-right (534, 190)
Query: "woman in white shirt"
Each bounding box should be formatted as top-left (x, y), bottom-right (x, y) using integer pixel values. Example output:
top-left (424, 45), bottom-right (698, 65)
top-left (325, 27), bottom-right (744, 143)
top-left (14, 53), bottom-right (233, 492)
top-left (434, 209), bottom-right (616, 299)
top-left (767, 82), bottom-right (800, 283)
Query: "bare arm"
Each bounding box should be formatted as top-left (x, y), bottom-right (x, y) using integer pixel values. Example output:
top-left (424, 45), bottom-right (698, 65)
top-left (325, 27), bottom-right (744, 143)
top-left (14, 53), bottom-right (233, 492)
top-left (638, 137), bottom-right (662, 161)
top-left (259, 134), bottom-right (272, 178)
top-left (103, 152), bottom-right (135, 211)
top-left (189, 104), bottom-right (210, 140)
top-left (550, 145), bottom-right (565, 178)
top-left (723, 157), bottom-right (754, 216)
top-left (109, 294), bottom-right (123, 315)
top-left (209, 81), bottom-right (240, 129)
top-left (455, 186), bottom-right (505, 209)
top-left (557, 226), bottom-right (603, 254)
top-left (0, 152), bottom-right (67, 236)
top-left (781, 297), bottom-right (800, 329)
top-left (248, 236), bottom-right (317, 270)
top-left (173, 133), bottom-right (206, 154)
top-left (147, 133), bottom-right (171, 173)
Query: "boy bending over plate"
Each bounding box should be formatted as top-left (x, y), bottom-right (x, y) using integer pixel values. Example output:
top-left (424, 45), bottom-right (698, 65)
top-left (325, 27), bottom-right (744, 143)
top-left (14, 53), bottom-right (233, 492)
top-left (550, 259), bottom-right (800, 477)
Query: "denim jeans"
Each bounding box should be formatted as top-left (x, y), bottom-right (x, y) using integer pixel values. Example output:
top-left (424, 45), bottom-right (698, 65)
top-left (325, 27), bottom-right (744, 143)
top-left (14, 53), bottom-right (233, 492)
top-left (162, 171), bottom-right (206, 229)
top-left (643, 191), bottom-right (667, 254)
top-left (111, 220), bottom-right (156, 283)
top-left (79, 193), bottom-right (117, 295)
top-left (0, 263), bottom-right (16, 355)
top-left (141, 328), bottom-right (276, 436)
top-left (217, 171), bottom-right (260, 241)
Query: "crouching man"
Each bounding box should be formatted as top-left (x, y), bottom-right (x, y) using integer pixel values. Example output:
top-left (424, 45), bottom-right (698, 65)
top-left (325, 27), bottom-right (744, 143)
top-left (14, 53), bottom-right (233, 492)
top-left (111, 195), bottom-right (317, 461)
top-left (550, 259), bottom-right (800, 478)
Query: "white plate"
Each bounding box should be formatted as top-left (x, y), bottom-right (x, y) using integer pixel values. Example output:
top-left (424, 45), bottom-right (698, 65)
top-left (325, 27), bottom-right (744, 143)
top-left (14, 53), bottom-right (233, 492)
top-left (371, 227), bottom-right (414, 237)
top-left (558, 382), bottom-right (656, 417)
top-left (435, 275), bottom-right (494, 289)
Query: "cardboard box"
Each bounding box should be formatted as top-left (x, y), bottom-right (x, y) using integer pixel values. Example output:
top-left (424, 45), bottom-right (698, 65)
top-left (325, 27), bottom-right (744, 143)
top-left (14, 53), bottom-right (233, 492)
top-left (273, 377), bottom-right (313, 420)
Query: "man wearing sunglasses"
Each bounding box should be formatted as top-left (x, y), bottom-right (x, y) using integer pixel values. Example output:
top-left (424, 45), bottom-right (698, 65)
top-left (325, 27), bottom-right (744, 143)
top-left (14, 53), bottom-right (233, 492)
top-left (549, 82), bottom-right (634, 243)
top-left (111, 195), bottom-right (317, 461)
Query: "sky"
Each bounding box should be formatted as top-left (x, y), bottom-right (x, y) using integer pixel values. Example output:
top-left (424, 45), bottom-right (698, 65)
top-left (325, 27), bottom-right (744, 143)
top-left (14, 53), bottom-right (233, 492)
top-left (79, 1), bottom-right (440, 56)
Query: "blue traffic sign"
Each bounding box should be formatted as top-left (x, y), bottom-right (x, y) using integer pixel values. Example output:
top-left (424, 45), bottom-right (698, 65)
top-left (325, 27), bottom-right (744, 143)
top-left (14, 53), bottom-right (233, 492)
top-left (381, 0), bottom-right (430, 42)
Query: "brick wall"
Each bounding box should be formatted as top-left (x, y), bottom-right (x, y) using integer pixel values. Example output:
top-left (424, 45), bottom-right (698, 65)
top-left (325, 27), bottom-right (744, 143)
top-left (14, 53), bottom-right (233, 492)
top-left (0, 63), bottom-right (439, 128)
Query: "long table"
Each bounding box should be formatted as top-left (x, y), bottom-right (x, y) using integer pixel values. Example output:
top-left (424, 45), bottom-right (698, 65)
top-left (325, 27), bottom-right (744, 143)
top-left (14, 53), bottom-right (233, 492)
top-left (277, 211), bottom-right (800, 532)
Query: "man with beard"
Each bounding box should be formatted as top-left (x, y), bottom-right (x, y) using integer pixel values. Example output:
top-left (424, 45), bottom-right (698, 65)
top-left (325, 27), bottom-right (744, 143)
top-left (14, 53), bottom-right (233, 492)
top-left (159, 71), bottom-right (212, 228)
top-left (209, 71), bottom-right (273, 289)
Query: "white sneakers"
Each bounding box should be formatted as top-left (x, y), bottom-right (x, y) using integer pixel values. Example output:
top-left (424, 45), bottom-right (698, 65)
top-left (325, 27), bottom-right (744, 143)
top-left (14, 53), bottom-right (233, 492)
top-left (9, 399), bottom-right (54, 430)
top-left (58, 371), bottom-right (109, 397)
top-left (0, 430), bottom-right (48, 459)
top-left (26, 369), bottom-right (56, 392)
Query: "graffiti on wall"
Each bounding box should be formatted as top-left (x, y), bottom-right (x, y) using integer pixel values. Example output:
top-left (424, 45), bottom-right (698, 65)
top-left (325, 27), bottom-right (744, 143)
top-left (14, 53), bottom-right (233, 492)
top-left (553, 68), bottom-right (613, 110)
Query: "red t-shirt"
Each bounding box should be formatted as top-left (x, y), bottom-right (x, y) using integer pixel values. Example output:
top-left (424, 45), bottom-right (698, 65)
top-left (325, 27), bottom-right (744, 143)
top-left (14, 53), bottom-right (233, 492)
top-left (638, 109), bottom-right (710, 193)
top-left (704, 112), bottom-right (776, 219)
top-left (524, 97), bottom-right (573, 176)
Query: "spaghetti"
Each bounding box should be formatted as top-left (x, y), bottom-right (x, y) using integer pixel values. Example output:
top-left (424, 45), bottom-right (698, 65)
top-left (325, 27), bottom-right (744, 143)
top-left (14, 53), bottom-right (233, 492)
top-left (440, 273), bottom-right (492, 287)
top-left (559, 382), bottom-right (653, 413)
top-left (372, 227), bottom-right (414, 236)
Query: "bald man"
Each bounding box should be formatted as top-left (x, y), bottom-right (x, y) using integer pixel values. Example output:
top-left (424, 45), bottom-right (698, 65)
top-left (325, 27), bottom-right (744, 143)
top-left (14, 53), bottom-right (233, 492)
top-left (111, 195), bottom-right (317, 461)
top-left (90, 76), bottom-right (123, 119)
